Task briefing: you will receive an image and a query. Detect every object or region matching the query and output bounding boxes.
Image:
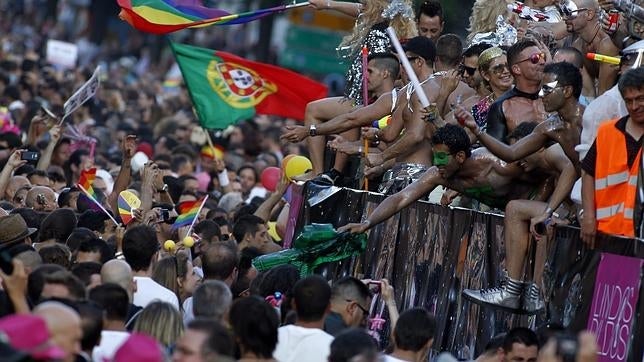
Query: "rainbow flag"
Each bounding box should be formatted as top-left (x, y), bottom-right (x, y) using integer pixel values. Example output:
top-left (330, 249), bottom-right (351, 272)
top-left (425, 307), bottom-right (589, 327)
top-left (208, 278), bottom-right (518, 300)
top-left (172, 198), bottom-right (202, 230)
top-left (78, 168), bottom-right (97, 199)
top-left (117, 0), bottom-right (300, 35)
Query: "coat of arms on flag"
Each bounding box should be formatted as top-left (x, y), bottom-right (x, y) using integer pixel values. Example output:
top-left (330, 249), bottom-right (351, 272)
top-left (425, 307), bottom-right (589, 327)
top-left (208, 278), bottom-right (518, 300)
top-left (207, 61), bottom-right (277, 108)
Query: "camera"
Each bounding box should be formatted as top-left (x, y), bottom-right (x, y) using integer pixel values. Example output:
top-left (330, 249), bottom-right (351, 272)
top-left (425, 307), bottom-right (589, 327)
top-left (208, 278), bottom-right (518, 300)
top-left (160, 209), bottom-right (170, 222)
top-left (21, 151), bottom-right (40, 161)
top-left (555, 333), bottom-right (578, 362)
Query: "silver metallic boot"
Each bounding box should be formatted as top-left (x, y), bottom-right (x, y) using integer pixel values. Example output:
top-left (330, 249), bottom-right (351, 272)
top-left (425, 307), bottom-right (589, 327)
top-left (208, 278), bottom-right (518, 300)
top-left (462, 277), bottom-right (523, 313)
top-left (522, 282), bottom-right (545, 314)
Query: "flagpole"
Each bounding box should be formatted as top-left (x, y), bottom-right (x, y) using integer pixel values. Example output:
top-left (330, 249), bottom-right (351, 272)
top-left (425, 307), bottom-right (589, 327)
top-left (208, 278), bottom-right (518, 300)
top-left (361, 46), bottom-right (369, 191)
top-left (77, 184), bottom-right (121, 227)
top-left (185, 195), bottom-right (209, 237)
top-left (184, 2), bottom-right (310, 28)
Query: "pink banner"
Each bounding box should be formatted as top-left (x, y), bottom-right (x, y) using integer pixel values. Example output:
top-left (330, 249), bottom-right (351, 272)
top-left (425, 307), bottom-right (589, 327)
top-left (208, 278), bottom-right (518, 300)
top-left (587, 253), bottom-right (643, 361)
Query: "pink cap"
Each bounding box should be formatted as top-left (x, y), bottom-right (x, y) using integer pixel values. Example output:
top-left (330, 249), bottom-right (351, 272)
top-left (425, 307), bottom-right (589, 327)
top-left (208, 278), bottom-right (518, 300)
top-left (113, 333), bottom-right (164, 362)
top-left (0, 314), bottom-right (66, 360)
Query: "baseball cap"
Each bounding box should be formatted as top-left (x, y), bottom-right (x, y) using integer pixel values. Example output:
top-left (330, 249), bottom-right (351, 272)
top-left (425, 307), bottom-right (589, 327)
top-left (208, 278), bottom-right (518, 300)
top-left (401, 36), bottom-right (437, 63)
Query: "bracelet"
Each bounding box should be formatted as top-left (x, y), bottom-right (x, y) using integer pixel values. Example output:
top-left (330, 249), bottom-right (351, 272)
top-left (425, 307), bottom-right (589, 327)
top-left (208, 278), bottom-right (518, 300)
top-left (115, 251), bottom-right (125, 260)
top-left (544, 207), bottom-right (554, 216)
top-left (358, 146), bottom-right (363, 154)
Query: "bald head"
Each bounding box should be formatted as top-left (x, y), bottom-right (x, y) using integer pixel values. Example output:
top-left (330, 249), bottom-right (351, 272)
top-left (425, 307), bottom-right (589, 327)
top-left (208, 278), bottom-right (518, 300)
top-left (5, 175), bottom-right (30, 200)
top-left (26, 186), bottom-right (57, 211)
top-left (101, 259), bottom-right (135, 301)
top-left (33, 301), bottom-right (82, 362)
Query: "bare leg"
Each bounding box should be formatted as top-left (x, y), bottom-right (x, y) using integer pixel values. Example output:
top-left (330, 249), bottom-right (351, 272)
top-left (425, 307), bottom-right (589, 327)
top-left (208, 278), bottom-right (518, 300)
top-left (333, 127), bottom-right (361, 174)
top-left (505, 199), bottom-right (546, 281)
top-left (304, 97), bottom-right (356, 175)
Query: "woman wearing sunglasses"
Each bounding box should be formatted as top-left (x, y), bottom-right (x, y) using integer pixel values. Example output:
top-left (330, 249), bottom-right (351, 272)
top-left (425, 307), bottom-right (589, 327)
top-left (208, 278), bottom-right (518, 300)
top-left (485, 40), bottom-right (549, 141)
top-left (471, 47), bottom-right (515, 135)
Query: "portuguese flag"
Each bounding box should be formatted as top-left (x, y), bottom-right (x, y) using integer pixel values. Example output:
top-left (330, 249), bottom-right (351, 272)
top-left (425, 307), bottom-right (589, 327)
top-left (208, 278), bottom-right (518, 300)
top-left (170, 42), bottom-right (328, 129)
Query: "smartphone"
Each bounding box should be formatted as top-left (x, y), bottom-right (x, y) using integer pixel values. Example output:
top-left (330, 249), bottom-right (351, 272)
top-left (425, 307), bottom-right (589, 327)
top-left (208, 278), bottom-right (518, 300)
top-left (21, 151), bottom-right (40, 161)
top-left (0, 250), bottom-right (13, 275)
top-left (160, 209), bottom-right (170, 221)
top-left (368, 281), bottom-right (382, 294)
top-left (555, 333), bottom-right (578, 362)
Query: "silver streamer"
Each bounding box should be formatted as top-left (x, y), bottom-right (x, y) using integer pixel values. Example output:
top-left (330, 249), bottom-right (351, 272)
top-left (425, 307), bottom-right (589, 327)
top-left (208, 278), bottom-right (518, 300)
top-left (469, 15), bottom-right (518, 47)
top-left (381, 0), bottom-right (415, 20)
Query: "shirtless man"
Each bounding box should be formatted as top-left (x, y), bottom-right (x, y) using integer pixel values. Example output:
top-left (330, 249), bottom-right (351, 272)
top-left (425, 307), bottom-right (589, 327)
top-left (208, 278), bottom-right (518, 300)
top-left (337, 124), bottom-right (574, 234)
top-left (283, 37), bottom-right (438, 192)
top-left (564, 0), bottom-right (620, 95)
top-left (485, 40), bottom-right (549, 142)
top-left (459, 62), bottom-right (584, 313)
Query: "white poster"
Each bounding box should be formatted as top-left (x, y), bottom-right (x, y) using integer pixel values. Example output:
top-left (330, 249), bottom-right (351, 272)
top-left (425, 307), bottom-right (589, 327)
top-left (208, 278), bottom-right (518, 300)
top-left (46, 40), bottom-right (78, 69)
top-left (63, 66), bottom-right (101, 120)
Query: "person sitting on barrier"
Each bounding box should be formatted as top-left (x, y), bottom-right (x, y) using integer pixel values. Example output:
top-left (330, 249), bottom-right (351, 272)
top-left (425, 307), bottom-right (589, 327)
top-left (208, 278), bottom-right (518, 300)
top-left (284, 36), bottom-right (438, 194)
top-left (296, 0), bottom-right (417, 186)
top-left (461, 121), bottom-right (578, 314)
top-left (581, 67), bottom-right (644, 243)
top-left (337, 124), bottom-right (544, 234)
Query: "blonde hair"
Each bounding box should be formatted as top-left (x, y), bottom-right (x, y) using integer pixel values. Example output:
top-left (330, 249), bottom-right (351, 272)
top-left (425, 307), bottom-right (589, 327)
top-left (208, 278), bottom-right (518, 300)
top-left (133, 301), bottom-right (184, 348)
top-left (339, 0), bottom-right (418, 56)
top-left (466, 0), bottom-right (512, 43)
top-left (151, 253), bottom-right (190, 302)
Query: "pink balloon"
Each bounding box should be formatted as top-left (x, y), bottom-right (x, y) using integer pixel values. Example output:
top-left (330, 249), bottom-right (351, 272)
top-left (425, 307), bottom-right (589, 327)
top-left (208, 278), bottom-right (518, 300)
top-left (260, 167), bottom-right (281, 192)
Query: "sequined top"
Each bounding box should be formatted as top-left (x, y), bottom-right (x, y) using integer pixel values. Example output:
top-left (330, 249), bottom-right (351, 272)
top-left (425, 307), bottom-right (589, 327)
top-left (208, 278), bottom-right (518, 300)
top-left (344, 22), bottom-right (390, 106)
top-left (472, 93), bottom-right (495, 131)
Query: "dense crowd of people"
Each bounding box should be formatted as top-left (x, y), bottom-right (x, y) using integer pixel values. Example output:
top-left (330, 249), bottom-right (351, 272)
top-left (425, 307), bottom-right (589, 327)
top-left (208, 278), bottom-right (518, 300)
top-left (0, 0), bottom-right (643, 361)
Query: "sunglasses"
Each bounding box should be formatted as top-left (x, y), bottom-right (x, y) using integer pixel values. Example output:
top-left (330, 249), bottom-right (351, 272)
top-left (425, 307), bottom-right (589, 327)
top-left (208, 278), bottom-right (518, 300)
top-left (459, 64), bottom-right (476, 76)
top-left (490, 63), bottom-right (510, 76)
top-left (540, 81), bottom-right (562, 96)
top-left (515, 52), bottom-right (545, 65)
top-left (560, 5), bottom-right (589, 19)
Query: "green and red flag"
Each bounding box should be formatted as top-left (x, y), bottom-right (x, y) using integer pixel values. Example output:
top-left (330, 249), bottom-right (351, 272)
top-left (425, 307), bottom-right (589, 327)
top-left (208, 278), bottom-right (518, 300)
top-left (169, 42), bottom-right (327, 129)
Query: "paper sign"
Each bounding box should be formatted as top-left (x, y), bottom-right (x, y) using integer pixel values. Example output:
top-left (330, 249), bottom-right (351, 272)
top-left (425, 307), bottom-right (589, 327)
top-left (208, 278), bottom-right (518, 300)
top-left (587, 253), bottom-right (643, 361)
top-left (63, 66), bottom-right (101, 119)
top-left (46, 40), bottom-right (78, 69)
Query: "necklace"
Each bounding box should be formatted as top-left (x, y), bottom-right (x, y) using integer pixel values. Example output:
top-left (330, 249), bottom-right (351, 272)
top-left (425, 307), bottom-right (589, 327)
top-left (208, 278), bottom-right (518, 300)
top-left (584, 25), bottom-right (601, 46)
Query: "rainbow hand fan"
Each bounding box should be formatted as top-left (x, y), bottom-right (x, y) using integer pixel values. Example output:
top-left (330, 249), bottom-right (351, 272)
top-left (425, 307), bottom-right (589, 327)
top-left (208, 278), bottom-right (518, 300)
top-left (118, 191), bottom-right (141, 225)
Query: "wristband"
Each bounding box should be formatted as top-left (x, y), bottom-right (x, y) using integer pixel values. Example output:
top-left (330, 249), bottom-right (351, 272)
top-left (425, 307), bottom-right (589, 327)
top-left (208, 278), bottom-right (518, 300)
top-left (544, 207), bottom-right (554, 216)
top-left (475, 128), bottom-right (484, 137)
top-left (218, 170), bottom-right (230, 187)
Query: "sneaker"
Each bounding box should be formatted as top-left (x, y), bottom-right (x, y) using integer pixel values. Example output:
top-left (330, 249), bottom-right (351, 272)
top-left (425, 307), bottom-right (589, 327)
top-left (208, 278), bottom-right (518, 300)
top-left (522, 283), bottom-right (545, 314)
top-left (462, 286), bottom-right (522, 313)
top-left (311, 169), bottom-right (341, 186)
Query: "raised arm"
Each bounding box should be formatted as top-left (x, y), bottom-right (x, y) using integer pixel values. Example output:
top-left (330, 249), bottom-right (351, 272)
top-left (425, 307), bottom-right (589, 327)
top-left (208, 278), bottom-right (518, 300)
top-left (309, 0), bottom-right (362, 18)
top-left (337, 167), bottom-right (441, 233)
top-left (0, 150), bottom-right (26, 200)
top-left (36, 125), bottom-right (62, 171)
top-left (457, 105), bottom-right (548, 162)
top-left (108, 135), bottom-right (136, 214)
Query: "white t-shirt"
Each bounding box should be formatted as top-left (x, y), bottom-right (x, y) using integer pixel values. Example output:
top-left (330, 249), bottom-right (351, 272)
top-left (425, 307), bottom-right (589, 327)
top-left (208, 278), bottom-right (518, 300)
top-left (382, 355), bottom-right (410, 362)
top-left (132, 276), bottom-right (180, 310)
top-left (92, 330), bottom-right (130, 362)
top-left (273, 325), bottom-right (333, 362)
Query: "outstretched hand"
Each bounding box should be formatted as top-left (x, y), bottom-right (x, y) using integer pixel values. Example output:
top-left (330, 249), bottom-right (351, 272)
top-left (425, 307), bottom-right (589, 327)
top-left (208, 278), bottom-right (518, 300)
top-left (337, 221), bottom-right (370, 234)
top-left (454, 105), bottom-right (477, 131)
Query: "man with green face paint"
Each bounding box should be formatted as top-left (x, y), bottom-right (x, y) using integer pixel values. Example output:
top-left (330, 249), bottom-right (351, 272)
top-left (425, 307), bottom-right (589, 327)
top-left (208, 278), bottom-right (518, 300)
top-left (456, 62), bottom-right (583, 314)
top-left (338, 124), bottom-right (557, 231)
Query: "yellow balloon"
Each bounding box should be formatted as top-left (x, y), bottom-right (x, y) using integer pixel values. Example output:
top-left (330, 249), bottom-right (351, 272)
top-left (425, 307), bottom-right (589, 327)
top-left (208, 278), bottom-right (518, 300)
top-left (267, 221), bottom-right (281, 241)
top-left (164, 240), bottom-right (176, 251)
top-left (183, 236), bottom-right (195, 248)
top-left (281, 154), bottom-right (297, 171)
top-left (284, 156), bottom-right (313, 180)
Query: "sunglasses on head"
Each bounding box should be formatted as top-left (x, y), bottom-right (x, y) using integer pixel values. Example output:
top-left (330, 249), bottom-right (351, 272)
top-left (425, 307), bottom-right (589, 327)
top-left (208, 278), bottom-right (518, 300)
top-left (558, 2), bottom-right (589, 19)
top-left (540, 80), bottom-right (561, 96)
top-left (459, 64), bottom-right (476, 76)
top-left (516, 52), bottom-right (545, 65)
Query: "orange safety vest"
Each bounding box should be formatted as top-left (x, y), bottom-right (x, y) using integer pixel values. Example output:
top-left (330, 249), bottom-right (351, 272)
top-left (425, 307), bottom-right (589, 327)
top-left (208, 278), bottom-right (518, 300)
top-left (594, 118), bottom-right (642, 237)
